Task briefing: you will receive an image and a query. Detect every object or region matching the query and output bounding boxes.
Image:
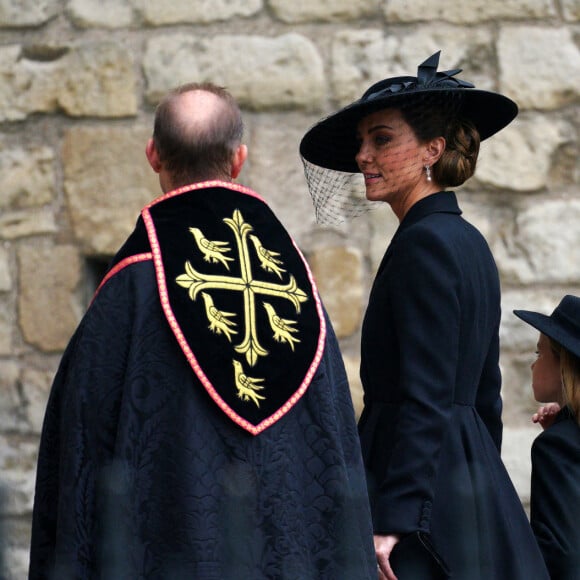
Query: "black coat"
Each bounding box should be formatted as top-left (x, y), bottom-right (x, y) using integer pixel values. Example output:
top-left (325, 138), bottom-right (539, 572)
top-left (358, 192), bottom-right (549, 579)
top-left (28, 183), bottom-right (377, 579)
top-left (531, 406), bottom-right (580, 579)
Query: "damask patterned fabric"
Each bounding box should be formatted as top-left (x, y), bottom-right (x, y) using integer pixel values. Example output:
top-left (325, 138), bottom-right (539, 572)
top-left (29, 184), bottom-right (376, 579)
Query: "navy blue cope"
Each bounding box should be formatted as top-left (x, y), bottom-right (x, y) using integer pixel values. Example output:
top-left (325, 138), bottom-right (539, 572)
top-left (28, 182), bottom-right (377, 580)
top-left (358, 191), bottom-right (549, 579)
top-left (531, 406), bottom-right (580, 579)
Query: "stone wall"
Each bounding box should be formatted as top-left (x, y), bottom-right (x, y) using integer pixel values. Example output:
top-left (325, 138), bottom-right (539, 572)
top-left (0, 0), bottom-right (578, 576)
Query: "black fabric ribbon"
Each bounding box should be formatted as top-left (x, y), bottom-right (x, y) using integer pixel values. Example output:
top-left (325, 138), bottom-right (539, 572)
top-left (364, 51), bottom-right (474, 102)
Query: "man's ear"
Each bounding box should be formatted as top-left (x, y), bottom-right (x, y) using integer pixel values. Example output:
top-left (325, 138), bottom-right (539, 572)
top-left (145, 138), bottom-right (162, 173)
top-left (231, 144), bottom-right (248, 180)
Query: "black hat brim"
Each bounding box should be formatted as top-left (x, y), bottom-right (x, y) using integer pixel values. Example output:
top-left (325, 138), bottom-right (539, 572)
top-left (514, 309), bottom-right (580, 360)
top-left (300, 88), bottom-right (518, 173)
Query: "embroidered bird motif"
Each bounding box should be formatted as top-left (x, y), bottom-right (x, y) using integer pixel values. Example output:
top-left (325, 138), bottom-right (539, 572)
top-left (233, 359), bottom-right (266, 407)
top-left (189, 227), bottom-right (234, 269)
top-left (263, 302), bottom-right (300, 351)
top-left (249, 235), bottom-right (286, 279)
top-left (201, 292), bottom-right (237, 341)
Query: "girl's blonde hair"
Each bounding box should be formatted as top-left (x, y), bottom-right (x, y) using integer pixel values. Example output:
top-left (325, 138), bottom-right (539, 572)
top-left (549, 338), bottom-right (580, 424)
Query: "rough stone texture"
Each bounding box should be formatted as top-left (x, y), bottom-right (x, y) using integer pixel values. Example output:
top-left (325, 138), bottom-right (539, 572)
top-left (499, 27), bottom-right (580, 110)
top-left (0, 362), bottom-right (23, 433)
top-left (0, 209), bottom-right (57, 240)
top-left (0, 42), bottom-right (138, 122)
top-left (270, 0), bottom-right (376, 23)
top-left (67, 0), bottom-right (134, 27)
top-left (0, 146), bottom-right (56, 209)
top-left (0, 246), bottom-right (11, 292)
top-left (0, 435), bottom-right (37, 515)
top-left (143, 34), bottom-right (325, 111)
top-left (308, 246), bottom-right (364, 339)
top-left (384, 0), bottom-right (556, 23)
top-left (500, 289), bottom-right (568, 352)
top-left (476, 115), bottom-right (573, 191)
top-left (561, 0), bottom-right (580, 20)
top-left (63, 126), bottom-right (159, 256)
top-left (20, 368), bottom-right (55, 434)
top-left (493, 199), bottom-right (580, 285)
top-left (0, 0), bottom-right (59, 27)
top-left (17, 242), bottom-right (82, 352)
top-left (331, 26), bottom-right (495, 106)
top-left (243, 113), bottom-right (318, 245)
top-left (0, 298), bottom-right (12, 355)
top-left (135, 0), bottom-right (261, 25)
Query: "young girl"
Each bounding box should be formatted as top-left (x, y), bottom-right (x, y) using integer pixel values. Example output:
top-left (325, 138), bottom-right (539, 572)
top-left (514, 295), bottom-right (580, 579)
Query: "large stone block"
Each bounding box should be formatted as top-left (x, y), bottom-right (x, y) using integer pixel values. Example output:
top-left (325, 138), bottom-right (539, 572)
top-left (476, 115), bottom-right (573, 191)
top-left (331, 27), bottom-right (494, 105)
top-left (67, 0), bottom-right (134, 28)
top-left (384, 0), bottom-right (555, 23)
top-left (308, 245), bottom-right (364, 338)
top-left (0, 146), bottom-right (55, 209)
top-left (143, 34), bottom-right (325, 111)
top-left (0, 0), bottom-right (59, 27)
top-left (0, 42), bottom-right (137, 121)
top-left (500, 289), bottom-right (566, 352)
top-left (499, 27), bottom-right (580, 109)
top-left (17, 241), bottom-right (81, 352)
top-left (243, 113), bottom-right (318, 245)
top-left (270, 0), bottom-right (376, 23)
top-left (62, 125), bottom-right (158, 255)
top-left (0, 209), bottom-right (57, 240)
top-left (493, 199), bottom-right (580, 285)
top-left (135, 0), bottom-right (261, 24)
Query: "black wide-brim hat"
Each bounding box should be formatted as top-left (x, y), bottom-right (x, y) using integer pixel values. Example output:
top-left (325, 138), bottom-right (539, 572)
top-left (300, 51), bottom-right (519, 173)
top-left (514, 295), bottom-right (580, 360)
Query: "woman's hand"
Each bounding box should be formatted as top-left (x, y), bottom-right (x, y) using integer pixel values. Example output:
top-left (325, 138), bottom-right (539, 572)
top-left (375, 533), bottom-right (400, 580)
top-left (532, 402), bottom-right (561, 430)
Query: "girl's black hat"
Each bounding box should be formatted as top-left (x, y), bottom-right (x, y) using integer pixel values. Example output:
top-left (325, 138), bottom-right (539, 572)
top-left (514, 295), bottom-right (580, 359)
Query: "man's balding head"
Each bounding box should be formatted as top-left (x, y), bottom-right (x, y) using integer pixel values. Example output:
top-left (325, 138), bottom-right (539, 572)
top-left (148, 83), bottom-right (245, 189)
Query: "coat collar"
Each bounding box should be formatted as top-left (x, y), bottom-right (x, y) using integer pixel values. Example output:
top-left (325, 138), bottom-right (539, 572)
top-left (398, 190), bottom-right (462, 232)
top-left (375, 191), bottom-right (462, 277)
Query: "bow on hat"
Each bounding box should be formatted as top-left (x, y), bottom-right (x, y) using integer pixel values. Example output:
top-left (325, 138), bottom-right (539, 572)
top-left (364, 51), bottom-right (475, 102)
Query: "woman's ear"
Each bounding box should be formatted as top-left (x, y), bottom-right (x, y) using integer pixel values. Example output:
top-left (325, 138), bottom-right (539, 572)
top-left (424, 136), bottom-right (446, 166)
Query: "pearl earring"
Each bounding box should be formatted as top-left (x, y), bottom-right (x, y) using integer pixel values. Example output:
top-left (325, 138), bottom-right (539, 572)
top-left (425, 165), bottom-right (432, 181)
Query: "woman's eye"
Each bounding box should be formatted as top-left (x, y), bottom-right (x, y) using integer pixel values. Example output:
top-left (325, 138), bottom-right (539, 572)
top-left (374, 135), bottom-right (391, 146)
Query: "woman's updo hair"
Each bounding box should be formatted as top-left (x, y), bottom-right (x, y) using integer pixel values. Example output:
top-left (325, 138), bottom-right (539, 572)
top-left (398, 93), bottom-right (481, 188)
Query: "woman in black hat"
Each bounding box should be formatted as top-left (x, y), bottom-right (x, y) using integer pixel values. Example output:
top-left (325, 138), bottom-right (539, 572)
top-left (514, 296), bottom-right (580, 579)
top-left (300, 52), bottom-right (549, 579)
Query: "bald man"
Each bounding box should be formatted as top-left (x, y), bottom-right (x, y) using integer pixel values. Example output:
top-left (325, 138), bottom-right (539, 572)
top-left (29, 83), bottom-right (376, 579)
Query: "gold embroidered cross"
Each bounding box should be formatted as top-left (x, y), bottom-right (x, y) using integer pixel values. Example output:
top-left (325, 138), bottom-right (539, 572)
top-left (176, 209), bottom-right (308, 367)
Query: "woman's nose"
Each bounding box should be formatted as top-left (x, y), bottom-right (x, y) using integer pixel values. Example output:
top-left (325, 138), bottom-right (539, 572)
top-left (355, 142), bottom-right (371, 165)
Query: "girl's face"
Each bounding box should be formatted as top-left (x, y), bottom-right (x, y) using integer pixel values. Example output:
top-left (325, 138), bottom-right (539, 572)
top-left (531, 333), bottom-right (563, 403)
top-left (355, 108), bottom-right (427, 206)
